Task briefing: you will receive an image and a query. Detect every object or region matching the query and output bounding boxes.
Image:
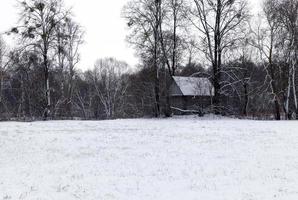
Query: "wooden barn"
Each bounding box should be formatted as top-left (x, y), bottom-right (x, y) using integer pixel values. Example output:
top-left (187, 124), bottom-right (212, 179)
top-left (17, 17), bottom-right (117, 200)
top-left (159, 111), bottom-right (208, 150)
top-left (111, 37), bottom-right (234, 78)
top-left (169, 76), bottom-right (214, 114)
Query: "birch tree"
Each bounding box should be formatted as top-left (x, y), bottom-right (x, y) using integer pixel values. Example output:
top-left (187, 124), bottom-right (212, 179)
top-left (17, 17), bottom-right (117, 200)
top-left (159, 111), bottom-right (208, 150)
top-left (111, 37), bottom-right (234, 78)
top-left (89, 58), bottom-right (129, 119)
top-left (278, 0), bottom-right (298, 119)
top-left (250, 0), bottom-right (284, 120)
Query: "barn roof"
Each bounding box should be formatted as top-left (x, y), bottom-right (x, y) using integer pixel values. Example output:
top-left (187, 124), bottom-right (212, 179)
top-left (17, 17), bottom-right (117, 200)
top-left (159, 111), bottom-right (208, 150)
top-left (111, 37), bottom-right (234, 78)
top-left (170, 76), bottom-right (214, 97)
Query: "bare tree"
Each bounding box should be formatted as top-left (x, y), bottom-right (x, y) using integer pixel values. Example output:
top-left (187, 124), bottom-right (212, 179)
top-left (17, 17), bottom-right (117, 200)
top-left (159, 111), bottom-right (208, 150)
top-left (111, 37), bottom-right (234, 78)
top-left (250, 0), bottom-right (284, 120)
top-left (54, 18), bottom-right (68, 113)
top-left (158, 0), bottom-right (186, 76)
top-left (89, 58), bottom-right (129, 119)
top-left (188, 0), bottom-right (249, 111)
top-left (123, 0), bottom-right (163, 117)
top-left (0, 37), bottom-right (6, 105)
top-left (0, 37), bottom-right (10, 115)
top-left (11, 0), bottom-right (69, 120)
top-left (64, 20), bottom-right (84, 117)
top-left (54, 18), bottom-right (84, 118)
top-left (277, 0), bottom-right (298, 118)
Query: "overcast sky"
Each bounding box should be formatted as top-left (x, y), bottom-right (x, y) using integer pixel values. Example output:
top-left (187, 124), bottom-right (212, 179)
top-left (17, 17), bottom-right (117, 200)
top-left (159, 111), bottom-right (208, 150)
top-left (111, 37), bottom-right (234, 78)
top-left (0, 0), bottom-right (261, 70)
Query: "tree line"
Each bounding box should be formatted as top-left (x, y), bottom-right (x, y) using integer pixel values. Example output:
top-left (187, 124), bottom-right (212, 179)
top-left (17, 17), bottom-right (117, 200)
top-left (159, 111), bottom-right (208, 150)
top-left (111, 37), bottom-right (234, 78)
top-left (0, 0), bottom-right (297, 120)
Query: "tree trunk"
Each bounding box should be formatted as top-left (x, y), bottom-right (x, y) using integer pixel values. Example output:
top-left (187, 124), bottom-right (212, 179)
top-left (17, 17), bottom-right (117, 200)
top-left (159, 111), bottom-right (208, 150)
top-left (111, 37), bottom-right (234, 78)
top-left (154, 68), bottom-right (160, 117)
top-left (172, 0), bottom-right (177, 76)
top-left (268, 29), bottom-right (281, 120)
top-left (43, 52), bottom-right (51, 120)
top-left (154, 0), bottom-right (161, 117)
top-left (269, 68), bottom-right (281, 120)
top-left (164, 69), bottom-right (172, 117)
top-left (67, 76), bottom-right (74, 118)
top-left (212, 0), bottom-right (222, 114)
top-left (65, 61), bottom-right (74, 119)
top-left (274, 97), bottom-right (281, 120)
top-left (243, 81), bottom-right (248, 116)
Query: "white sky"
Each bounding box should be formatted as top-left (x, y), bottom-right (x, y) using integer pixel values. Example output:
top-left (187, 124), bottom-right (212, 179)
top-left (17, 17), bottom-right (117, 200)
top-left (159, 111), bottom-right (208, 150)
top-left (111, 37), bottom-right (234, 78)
top-left (0, 0), bottom-right (261, 70)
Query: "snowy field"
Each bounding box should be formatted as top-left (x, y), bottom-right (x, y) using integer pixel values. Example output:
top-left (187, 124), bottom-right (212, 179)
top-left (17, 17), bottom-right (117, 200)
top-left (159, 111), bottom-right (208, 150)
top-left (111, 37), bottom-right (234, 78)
top-left (1, 116), bottom-right (298, 200)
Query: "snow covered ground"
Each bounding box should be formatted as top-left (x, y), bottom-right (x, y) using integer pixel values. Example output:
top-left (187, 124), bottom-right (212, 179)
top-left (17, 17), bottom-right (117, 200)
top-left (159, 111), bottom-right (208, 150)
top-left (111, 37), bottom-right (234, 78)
top-left (0, 116), bottom-right (298, 200)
